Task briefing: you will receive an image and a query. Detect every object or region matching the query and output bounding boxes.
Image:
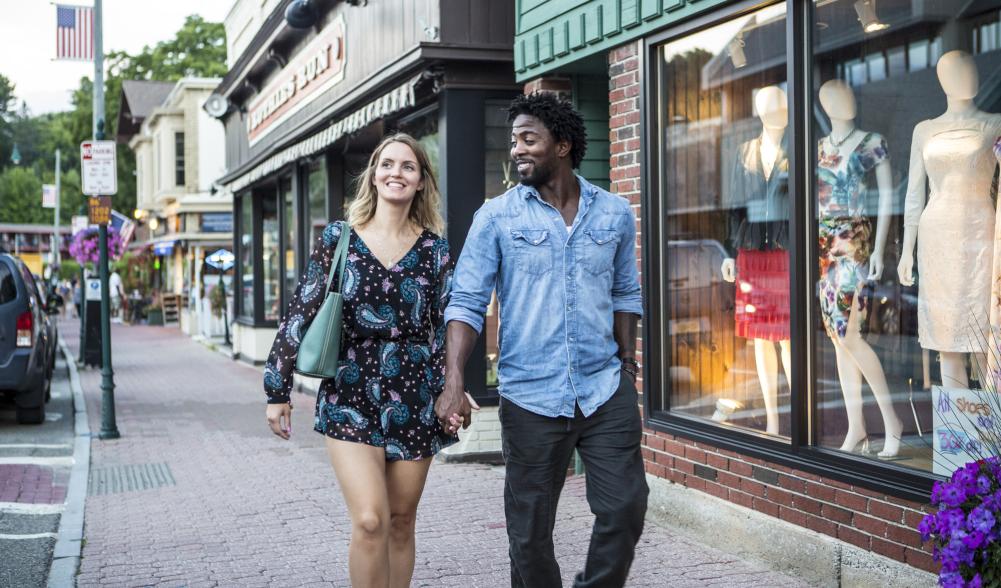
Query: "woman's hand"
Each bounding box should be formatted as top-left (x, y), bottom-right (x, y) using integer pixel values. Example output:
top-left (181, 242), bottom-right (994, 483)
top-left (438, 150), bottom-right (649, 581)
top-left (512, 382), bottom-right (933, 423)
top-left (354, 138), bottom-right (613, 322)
top-left (266, 403), bottom-right (292, 440)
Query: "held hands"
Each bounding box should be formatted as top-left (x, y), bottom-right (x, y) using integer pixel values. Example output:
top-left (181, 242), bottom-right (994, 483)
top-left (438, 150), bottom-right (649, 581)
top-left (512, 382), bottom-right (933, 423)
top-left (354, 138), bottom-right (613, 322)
top-left (867, 255), bottom-right (884, 281)
top-left (720, 258), bottom-right (736, 283)
top-left (266, 403), bottom-right (292, 440)
top-left (896, 253), bottom-right (915, 287)
top-left (435, 376), bottom-right (480, 434)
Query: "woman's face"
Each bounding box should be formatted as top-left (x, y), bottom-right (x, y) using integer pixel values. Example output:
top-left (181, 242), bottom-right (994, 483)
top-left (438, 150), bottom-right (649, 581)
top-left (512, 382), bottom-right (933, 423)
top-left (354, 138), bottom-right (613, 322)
top-left (372, 141), bottom-right (425, 207)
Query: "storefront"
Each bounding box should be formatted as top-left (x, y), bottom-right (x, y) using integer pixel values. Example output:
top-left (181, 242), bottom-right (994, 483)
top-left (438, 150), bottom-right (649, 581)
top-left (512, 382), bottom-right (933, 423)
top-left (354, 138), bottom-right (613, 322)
top-left (215, 0), bottom-right (520, 410)
top-left (516, 0), bottom-right (1001, 582)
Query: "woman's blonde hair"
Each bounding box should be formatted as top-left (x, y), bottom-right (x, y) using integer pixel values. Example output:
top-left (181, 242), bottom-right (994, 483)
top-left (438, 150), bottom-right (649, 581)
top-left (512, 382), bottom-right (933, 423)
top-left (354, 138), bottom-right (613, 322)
top-left (345, 133), bottom-right (444, 235)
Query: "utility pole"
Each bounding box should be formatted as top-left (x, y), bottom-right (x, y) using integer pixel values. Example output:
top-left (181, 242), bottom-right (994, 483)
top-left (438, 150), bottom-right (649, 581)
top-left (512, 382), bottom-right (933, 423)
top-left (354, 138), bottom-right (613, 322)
top-left (93, 0), bottom-right (119, 440)
top-left (53, 150), bottom-right (61, 268)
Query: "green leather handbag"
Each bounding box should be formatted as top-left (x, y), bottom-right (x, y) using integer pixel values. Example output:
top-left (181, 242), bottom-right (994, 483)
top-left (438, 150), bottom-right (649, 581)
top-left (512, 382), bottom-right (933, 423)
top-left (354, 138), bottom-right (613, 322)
top-left (295, 223), bottom-right (351, 379)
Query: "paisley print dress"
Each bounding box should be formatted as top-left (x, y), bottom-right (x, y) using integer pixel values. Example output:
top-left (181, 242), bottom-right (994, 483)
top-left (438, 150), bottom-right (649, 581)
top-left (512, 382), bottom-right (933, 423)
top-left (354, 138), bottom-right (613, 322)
top-left (264, 221), bottom-right (457, 461)
top-left (816, 132), bottom-right (888, 339)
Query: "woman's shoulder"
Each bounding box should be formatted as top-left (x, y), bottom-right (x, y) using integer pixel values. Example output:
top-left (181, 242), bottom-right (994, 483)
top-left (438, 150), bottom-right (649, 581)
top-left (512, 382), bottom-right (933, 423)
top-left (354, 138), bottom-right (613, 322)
top-left (320, 221), bottom-right (348, 247)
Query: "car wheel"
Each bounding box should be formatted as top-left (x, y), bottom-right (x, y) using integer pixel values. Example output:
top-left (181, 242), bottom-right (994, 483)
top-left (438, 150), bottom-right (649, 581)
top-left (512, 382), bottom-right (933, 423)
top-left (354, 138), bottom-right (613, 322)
top-left (16, 404), bottom-right (45, 425)
top-left (44, 372), bottom-right (52, 403)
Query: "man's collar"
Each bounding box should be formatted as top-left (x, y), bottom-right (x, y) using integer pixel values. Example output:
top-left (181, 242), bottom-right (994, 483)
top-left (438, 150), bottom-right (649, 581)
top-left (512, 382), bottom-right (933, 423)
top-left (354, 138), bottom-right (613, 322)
top-left (517, 175), bottom-right (596, 202)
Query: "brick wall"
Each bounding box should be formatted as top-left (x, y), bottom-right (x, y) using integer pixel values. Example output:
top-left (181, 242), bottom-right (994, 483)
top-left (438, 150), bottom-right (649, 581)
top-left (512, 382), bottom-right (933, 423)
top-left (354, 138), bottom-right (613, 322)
top-left (602, 40), bottom-right (936, 574)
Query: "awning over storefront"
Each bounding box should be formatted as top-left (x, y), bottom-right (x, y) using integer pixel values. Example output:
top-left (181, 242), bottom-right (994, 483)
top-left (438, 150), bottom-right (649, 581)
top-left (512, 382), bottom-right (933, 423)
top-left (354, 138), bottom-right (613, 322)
top-left (223, 75), bottom-right (420, 193)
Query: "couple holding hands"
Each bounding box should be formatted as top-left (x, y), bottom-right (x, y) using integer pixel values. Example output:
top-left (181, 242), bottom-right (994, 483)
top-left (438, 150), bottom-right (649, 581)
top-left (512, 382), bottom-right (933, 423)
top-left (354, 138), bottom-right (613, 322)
top-left (264, 93), bottom-right (647, 588)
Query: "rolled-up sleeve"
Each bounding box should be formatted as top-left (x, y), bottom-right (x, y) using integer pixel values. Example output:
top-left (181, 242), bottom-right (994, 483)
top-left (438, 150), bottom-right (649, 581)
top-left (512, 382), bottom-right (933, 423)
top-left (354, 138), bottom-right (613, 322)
top-left (612, 205), bottom-right (643, 317)
top-left (444, 208), bottom-right (499, 334)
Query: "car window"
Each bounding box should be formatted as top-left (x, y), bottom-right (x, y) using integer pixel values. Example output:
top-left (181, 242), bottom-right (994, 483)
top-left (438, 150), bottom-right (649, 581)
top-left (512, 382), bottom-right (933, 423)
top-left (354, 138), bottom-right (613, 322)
top-left (0, 263), bottom-right (15, 304)
top-left (20, 265), bottom-right (40, 305)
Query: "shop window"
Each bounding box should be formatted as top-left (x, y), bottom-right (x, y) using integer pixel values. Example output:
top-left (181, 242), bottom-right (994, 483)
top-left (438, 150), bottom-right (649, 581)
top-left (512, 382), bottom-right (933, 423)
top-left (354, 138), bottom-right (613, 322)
top-left (811, 0), bottom-right (1001, 474)
top-left (652, 2), bottom-right (791, 438)
top-left (281, 176), bottom-right (296, 312)
top-left (238, 195), bottom-right (254, 318)
top-left (261, 193), bottom-right (280, 322)
top-left (307, 158), bottom-right (328, 245)
top-left (483, 99), bottom-right (515, 387)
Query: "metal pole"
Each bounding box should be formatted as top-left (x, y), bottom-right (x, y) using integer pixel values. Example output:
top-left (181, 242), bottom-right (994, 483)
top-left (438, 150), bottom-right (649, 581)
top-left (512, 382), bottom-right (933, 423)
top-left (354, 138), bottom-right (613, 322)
top-left (78, 205), bottom-right (86, 364)
top-left (54, 149), bottom-right (61, 268)
top-left (94, 0), bottom-right (119, 440)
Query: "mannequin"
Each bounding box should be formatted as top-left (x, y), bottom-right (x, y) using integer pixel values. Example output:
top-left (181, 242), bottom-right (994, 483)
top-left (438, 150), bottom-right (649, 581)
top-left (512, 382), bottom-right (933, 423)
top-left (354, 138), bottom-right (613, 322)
top-left (721, 86), bottom-right (791, 436)
top-left (898, 50), bottom-right (1001, 390)
top-left (816, 79), bottom-right (903, 458)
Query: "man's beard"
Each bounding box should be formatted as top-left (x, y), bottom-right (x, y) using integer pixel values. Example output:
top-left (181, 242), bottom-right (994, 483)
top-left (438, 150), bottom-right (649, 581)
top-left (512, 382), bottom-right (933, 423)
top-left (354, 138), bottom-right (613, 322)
top-left (517, 159), bottom-right (554, 187)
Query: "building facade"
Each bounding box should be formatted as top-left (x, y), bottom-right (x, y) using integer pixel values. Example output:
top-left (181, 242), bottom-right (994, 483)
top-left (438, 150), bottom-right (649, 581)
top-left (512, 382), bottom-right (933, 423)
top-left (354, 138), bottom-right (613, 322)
top-left (213, 0), bottom-right (520, 418)
top-left (118, 78), bottom-right (231, 337)
top-left (516, 0), bottom-right (1001, 583)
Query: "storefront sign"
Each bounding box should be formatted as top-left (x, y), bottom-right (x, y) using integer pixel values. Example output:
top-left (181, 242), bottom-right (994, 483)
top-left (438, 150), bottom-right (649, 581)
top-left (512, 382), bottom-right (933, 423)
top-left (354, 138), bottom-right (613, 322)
top-left (932, 386), bottom-right (998, 476)
top-left (80, 140), bottom-right (117, 195)
top-left (228, 77), bottom-right (418, 193)
top-left (247, 15), bottom-right (346, 146)
top-left (201, 212), bottom-right (233, 233)
top-left (153, 241), bottom-right (175, 256)
top-left (42, 184), bottom-right (57, 208)
top-left (87, 196), bottom-right (112, 225)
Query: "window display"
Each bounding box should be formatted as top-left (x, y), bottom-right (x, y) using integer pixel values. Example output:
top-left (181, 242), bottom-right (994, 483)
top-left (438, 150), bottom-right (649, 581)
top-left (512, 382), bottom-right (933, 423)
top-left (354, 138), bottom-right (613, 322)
top-left (238, 195), bottom-right (254, 318)
top-left (812, 0), bottom-right (1001, 473)
top-left (653, 2), bottom-right (791, 437)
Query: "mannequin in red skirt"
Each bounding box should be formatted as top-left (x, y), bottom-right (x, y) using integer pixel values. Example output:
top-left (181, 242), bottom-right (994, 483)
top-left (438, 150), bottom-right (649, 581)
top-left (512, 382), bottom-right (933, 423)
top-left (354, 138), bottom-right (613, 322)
top-left (721, 86), bottom-right (791, 436)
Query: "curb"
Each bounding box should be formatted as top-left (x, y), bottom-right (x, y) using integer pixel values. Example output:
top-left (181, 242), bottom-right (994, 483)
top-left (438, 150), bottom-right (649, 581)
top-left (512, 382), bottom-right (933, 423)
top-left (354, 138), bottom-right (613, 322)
top-left (47, 337), bottom-right (90, 588)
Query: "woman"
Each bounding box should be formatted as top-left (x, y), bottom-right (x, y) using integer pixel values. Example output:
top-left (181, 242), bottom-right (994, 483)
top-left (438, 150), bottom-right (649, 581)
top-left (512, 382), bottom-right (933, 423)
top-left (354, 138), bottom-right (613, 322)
top-left (264, 133), bottom-right (460, 587)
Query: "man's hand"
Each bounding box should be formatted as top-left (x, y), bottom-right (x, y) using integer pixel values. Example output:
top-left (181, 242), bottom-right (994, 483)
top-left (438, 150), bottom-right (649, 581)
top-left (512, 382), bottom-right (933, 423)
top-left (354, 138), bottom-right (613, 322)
top-left (435, 376), bottom-right (480, 432)
top-left (266, 403), bottom-right (292, 440)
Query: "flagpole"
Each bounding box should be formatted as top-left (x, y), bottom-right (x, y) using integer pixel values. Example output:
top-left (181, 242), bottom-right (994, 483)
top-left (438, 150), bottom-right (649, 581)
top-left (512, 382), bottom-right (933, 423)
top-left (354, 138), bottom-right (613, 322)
top-left (93, 0), bottom-right (119, 440)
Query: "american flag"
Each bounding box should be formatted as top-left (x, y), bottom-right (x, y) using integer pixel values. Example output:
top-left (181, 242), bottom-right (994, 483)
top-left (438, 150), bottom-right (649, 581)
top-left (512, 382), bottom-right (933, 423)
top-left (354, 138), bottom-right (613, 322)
top-left (55, 4), bottom-right (94, 61)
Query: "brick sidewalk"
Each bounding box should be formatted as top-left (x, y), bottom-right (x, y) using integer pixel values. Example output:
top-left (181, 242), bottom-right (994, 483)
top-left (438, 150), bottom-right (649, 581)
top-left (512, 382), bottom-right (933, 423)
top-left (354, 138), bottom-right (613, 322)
top-left (64, 321), bottom-right (807, 587)
top-left (0, 464), bottom-right (68, 504)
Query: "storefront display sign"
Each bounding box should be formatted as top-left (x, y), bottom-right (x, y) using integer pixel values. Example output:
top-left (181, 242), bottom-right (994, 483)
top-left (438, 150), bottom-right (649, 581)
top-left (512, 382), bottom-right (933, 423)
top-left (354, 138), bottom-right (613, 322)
top-left (247, 15), bottom-right (346, 146)
top-left (932, 386), bottom-right (997, 476)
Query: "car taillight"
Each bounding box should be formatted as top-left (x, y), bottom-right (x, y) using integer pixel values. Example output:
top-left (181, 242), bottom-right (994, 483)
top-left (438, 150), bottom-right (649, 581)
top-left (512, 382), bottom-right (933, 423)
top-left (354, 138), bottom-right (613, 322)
top-left (16, 311), bottom-right (32, 347)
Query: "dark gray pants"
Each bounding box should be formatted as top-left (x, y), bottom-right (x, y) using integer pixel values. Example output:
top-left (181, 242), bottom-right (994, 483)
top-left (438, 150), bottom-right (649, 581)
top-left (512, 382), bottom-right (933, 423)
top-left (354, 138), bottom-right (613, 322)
top-left (499, 375), bottom-right (648, 588)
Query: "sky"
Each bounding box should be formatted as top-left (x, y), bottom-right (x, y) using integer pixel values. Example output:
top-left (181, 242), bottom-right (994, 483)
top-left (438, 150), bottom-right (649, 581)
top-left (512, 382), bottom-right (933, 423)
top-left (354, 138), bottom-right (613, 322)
top-left (0, 1), bottom-right (232, 115)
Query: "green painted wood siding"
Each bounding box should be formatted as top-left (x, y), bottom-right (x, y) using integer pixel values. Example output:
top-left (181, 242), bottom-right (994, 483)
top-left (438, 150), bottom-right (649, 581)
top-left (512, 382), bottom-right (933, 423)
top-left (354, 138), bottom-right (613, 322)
top-left (573, 75), bottom-right (611, 190)
top-left (514, 0), bottom-right (736, 81)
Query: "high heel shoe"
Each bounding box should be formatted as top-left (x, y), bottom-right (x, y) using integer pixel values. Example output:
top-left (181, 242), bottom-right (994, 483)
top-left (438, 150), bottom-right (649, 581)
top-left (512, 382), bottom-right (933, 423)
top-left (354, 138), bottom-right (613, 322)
top-left (841, 435), bottom-right (872, 455)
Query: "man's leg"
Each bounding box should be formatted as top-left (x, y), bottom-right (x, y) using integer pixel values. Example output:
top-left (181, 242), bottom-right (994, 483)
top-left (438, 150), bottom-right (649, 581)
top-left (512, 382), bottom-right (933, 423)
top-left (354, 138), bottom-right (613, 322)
top-left (573, 375), bottom-right (648, 588)
top-left (500, 398), bottom-right (577, 588)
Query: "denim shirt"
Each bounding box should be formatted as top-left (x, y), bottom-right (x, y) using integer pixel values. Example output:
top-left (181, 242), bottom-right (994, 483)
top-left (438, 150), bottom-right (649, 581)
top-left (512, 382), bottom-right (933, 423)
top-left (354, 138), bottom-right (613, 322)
top-left (444, 176), bottom-right (643, 418)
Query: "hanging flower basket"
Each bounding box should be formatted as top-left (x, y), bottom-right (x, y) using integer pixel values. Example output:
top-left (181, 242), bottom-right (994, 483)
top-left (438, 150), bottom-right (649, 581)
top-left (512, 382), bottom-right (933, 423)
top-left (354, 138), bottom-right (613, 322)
top-left (69, 227), bottom-right (125, 265)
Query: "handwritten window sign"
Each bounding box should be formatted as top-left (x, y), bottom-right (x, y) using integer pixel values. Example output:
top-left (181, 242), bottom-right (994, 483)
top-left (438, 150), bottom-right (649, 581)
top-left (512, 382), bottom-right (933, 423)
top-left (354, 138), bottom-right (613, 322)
top-left (81, 140), bottom-right (117, 195)
top-left (933, 386), bottom-right (999, 476)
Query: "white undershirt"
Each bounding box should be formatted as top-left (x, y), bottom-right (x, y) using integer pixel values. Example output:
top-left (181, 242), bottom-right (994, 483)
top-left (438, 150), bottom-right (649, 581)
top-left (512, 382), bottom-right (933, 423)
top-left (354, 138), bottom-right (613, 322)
top-left (566, 225), bottom-right (572, 234)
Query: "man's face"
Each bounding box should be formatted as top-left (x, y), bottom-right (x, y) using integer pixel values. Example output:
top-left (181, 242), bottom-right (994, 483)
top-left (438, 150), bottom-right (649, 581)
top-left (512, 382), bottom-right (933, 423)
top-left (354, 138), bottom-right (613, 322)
top-left (510, 114), bottom-right (568, 187)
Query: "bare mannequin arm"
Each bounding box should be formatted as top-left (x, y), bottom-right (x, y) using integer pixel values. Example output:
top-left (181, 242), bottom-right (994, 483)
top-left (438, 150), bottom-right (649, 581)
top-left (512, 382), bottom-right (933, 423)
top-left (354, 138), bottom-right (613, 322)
top-left (898, 124), bottom-right (926, 286)
top-left (868, 158), bottom-right (894, 279)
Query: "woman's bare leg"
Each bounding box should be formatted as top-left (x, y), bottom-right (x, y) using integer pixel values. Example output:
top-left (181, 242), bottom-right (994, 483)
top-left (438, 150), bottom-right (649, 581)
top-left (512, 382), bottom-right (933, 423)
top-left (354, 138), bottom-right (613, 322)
top-left (326, 438), bottom-right (390, 588)
top-left (385, 458), bottom-right (434, 588)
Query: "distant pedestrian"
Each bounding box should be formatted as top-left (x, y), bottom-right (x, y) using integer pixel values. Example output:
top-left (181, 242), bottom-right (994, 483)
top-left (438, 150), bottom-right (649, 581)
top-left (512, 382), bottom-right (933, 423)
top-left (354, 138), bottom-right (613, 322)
top-left (109, 270), bottom-right (124, 323)
top-left (72, 278), bottom-right (82, 318)
top-left (264, 133), bottom-right (461, 587)
top-left (440, 92), bottom-right (647, 587)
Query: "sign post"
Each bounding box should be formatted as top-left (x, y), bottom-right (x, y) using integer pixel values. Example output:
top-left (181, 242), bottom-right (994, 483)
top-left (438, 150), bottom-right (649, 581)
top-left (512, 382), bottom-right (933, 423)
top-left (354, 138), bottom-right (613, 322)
top-left (83, 0), bottom-right (120, 440)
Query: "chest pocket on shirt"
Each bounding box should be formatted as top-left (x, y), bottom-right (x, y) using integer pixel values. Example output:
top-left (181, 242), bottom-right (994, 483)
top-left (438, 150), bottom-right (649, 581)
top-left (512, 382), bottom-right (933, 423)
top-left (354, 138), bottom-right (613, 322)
top-left (510, 229), bottom-right (552, 275)
top-left (582, 228), bottom-right (619, 275)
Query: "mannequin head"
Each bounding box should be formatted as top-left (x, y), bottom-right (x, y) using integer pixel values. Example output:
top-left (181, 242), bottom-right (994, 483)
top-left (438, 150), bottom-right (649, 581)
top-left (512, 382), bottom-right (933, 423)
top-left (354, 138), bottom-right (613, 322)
top-left (754, 85), bottom-right (788, 129)
top-left (818, 79), bottom-right (857, 121)
top-left (936, 50), bottom-right (979, 100)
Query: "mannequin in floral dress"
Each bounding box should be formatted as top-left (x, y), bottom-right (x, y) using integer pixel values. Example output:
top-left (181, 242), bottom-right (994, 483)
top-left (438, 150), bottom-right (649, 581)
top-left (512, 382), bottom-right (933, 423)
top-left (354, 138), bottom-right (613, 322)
top-left (816, 80), bottom-right (902, 458)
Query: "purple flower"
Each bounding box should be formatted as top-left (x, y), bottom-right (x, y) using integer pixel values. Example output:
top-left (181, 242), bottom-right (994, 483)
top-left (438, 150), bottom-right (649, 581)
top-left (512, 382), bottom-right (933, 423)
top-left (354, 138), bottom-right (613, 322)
top-left (970, 573), bottom-right (983, 588)
top-left (976, 475), bottom-right (992, 495)
top-left (968, 507), bottom-right (996, 534)
top-left (942, 484), bottom-right (971, 508)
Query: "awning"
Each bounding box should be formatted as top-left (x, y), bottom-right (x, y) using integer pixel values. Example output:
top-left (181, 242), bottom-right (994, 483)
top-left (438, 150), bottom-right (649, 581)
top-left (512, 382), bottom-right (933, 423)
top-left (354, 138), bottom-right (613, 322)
top-left (224, 76), bottom-right (420, 193)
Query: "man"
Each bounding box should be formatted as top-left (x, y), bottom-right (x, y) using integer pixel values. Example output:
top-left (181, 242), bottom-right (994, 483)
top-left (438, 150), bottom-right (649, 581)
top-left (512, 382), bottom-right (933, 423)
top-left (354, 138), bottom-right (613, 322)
top-left (438, 93), bottom-right (647, 587)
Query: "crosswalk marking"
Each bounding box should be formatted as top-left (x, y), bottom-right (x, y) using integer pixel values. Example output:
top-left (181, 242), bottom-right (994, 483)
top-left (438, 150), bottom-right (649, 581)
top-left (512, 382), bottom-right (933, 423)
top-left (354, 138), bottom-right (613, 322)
top-left (0, 532), bottom-right (58, 540)
top-left (0, 457), bottom-right (74, 466)
top-left (0, 503), bottom-right (64, 515)
top-left (0, 444), bottom-right (72, 450)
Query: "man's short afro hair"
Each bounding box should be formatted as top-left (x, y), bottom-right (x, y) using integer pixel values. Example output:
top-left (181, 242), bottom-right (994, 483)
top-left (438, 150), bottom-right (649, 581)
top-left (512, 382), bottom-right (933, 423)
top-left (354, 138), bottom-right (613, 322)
top-left (507, 92), bottom-right (588, 169)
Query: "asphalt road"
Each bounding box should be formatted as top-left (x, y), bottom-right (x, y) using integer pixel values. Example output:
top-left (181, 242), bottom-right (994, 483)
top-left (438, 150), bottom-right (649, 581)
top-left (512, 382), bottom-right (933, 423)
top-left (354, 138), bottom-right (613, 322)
top-left (0, 351), bottom-right (74, 588)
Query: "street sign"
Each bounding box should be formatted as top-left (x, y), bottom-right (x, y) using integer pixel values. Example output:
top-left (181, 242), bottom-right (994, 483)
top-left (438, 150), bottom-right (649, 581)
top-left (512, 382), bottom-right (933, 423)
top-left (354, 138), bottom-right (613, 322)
top-left (205, 248), bottom-right (235, 271)
top-left (81, 140), bottom-right (117, 195)
top-left (88, 196), bottom-right (112, 225)
top-left (85, 278), bottom-right (102, 301)
top-left (42, 184), bottom-right (57, 208)
top-left (71, 215), bottom-right (89, 235)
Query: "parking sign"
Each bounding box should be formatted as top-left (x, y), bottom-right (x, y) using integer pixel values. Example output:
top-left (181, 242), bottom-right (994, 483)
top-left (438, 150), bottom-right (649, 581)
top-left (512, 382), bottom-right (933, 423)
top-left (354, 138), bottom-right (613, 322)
top-left (81, 140), bottom-right (117, 195)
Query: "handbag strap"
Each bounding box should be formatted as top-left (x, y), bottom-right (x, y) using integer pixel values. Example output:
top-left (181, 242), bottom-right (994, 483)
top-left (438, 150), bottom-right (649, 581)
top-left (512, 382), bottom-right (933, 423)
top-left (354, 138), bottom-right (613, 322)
top-left (323, 222), bottom-right (351, 295)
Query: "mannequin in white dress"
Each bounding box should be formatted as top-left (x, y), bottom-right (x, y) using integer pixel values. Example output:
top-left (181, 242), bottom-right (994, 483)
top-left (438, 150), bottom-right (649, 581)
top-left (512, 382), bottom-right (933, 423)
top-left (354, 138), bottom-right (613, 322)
top-left (721, 86), bottom-right (791, 436)
top-left (816, 80), bottom-right (902, 457)
top-left (898, 50), bottom-right (1001, 389)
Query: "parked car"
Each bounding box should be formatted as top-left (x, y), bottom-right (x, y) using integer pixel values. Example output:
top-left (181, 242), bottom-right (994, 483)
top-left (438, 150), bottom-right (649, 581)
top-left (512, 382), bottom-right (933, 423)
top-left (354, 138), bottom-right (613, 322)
top-left (0, 254), bottom-right (60, 423)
